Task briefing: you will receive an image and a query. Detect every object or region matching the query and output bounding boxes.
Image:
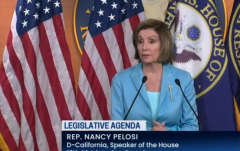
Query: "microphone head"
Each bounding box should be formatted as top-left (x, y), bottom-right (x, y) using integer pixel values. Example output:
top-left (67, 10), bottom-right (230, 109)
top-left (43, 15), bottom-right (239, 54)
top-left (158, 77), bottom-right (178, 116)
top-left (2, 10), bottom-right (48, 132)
top-left (142, 76), bottom-right (147, 83)
top-left (175, 79), bottom-right (180, 86)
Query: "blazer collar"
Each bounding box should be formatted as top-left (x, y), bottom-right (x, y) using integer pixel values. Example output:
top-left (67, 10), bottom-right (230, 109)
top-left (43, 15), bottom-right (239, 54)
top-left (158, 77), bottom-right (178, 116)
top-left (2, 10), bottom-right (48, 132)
top-left (130, 63), bottom-right (149, 107)
top-left (159, 64), bottom-right (171, 107)
top-left (130, 63), bottom-right (172, 108)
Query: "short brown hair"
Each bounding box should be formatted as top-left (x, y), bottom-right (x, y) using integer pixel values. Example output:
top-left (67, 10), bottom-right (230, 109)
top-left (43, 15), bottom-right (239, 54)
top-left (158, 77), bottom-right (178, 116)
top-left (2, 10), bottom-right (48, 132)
top-left (132, 19), bottom-right (173, 64)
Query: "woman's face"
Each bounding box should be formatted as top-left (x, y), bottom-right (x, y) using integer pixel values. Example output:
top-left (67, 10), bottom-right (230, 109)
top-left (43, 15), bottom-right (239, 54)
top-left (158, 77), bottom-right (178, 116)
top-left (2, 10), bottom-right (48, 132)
top-left (137, 28), bottom-right (161, 64)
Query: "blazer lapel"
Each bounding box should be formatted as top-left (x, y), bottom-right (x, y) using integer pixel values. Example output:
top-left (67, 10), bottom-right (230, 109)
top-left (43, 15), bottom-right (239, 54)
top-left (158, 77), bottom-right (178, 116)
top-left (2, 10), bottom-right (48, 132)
top-left (130, 63), bottom-right (150, 108)
top-left (159, 64), bottom-right (171, 108)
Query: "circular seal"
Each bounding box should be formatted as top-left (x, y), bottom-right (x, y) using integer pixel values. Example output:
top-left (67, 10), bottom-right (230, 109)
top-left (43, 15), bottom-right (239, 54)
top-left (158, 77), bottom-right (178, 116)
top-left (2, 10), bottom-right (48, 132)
top-left (171, 1), bottom-right (227, 98)
top-left (227, 3), bottom-right (240, 78)
top-left (73, 0), bottom-right (95, 54)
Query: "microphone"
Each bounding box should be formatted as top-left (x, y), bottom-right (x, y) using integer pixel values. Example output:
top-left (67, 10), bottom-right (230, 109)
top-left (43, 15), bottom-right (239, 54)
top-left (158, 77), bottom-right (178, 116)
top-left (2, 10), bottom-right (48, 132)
top-left (124, 76), bottom-right (147, 120)
top-left (175, 79), bottom-right (202, 131)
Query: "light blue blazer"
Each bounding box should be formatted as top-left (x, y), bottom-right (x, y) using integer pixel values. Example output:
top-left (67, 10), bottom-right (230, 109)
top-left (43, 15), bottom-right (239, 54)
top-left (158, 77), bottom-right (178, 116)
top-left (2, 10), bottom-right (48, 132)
top-left (110, 63), bottom-right (199, 131)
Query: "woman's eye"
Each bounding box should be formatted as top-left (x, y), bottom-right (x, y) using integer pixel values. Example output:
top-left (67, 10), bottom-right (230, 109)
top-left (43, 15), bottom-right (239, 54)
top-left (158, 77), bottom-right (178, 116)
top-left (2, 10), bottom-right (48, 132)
top-left (149, 40), bottom-right (155, 43)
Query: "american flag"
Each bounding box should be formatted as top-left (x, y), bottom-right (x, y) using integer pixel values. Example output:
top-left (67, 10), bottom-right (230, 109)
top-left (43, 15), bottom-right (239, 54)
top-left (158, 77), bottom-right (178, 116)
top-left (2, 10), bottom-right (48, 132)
top-left (0, 0), bottom-right (76, 151)
top-left (76, 0), bottom-right (146, 120)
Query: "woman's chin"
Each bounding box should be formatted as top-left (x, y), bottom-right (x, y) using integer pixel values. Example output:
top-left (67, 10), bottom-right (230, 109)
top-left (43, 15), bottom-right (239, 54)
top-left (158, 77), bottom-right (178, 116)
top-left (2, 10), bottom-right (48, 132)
top-left (141, 60), bottom-right (153, 64)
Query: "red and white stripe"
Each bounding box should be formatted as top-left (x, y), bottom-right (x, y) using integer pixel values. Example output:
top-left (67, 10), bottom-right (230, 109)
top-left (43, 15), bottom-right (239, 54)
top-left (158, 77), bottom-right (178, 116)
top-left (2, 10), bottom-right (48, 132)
top-left (0, 11), bottom-right (76, 151)
top-left (76, 12), bottom-right (146, 120)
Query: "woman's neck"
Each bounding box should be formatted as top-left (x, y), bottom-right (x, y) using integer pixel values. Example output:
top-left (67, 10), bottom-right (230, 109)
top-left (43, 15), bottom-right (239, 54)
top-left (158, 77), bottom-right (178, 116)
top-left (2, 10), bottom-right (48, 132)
top-left (142, 62), bottom-right (162, 75)
top-left (142, 62), bottom-right (163, 92)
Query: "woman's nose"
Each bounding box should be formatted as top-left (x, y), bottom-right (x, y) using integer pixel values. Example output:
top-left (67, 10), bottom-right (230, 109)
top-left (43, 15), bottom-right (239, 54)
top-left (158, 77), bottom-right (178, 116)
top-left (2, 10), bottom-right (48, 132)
top-left (142, 42), bottom-right (148, 50)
